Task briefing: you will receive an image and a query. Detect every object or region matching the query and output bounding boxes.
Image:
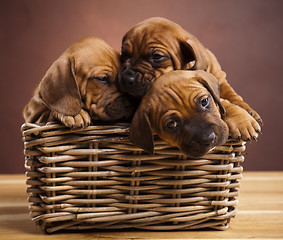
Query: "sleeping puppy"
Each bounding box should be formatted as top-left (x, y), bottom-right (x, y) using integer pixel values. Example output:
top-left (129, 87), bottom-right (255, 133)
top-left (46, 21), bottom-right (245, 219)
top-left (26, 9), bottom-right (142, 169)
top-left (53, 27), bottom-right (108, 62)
top-left (23, 37), bottom-right (133, 128)
top-left (129, 70), bottom-right (261, 157)
top-left (117, 17), bottom-right (262, 133)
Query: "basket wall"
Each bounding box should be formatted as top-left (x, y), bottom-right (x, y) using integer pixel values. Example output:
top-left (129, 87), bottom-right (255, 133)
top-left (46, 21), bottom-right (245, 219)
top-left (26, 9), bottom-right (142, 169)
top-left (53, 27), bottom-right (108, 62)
top-left (22, 123), bottom-right (245, 233)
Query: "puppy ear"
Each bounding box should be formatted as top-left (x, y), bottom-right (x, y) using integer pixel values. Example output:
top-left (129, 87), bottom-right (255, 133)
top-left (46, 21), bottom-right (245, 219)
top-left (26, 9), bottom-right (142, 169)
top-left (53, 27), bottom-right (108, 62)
top-left (197, 73), bottom-right (226, 115)
top-left (129, 109), bottom-right (154, 154)
top-left (180, 39), bottom-right (208, 71)
top-left (39, 57), bottom-right (82, 116)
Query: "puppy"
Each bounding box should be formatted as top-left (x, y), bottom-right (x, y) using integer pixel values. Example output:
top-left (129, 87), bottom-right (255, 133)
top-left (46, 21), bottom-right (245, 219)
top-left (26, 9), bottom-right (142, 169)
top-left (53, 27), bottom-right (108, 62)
top-left (129, 70), bottom-right (261, 157)
top-left (23, 37), bottom-right (133, 128)
top-left (117, 17), bottom-right (262, 131)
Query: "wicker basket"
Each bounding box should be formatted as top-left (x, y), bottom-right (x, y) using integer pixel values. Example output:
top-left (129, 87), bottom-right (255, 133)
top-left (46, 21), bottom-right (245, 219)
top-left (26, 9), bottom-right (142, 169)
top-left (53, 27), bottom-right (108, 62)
top-left (21, 122), bottom-right (245, 233)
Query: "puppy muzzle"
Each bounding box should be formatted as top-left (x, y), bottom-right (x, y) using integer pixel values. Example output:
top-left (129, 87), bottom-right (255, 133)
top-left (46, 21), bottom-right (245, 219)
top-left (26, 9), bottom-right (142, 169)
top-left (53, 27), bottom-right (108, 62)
top-left (178, 122), bottom-right (228, 158)
top-left (90, 94), bottom-right (134, 122)
top-left (117, 63), bottom-right (153, 98)
top-left (179, 131), bottom-right (217, 158)
top-left (104, 95), bottom-right (134, 121)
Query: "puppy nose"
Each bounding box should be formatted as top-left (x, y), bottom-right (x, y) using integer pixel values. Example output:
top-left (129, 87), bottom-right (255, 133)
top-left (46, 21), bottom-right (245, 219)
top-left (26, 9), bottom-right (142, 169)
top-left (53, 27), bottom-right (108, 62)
top-left (123, 70), bottom-right (137, 85)
top-left (193, 130), bottom-right (216, 146)
top-left (207, 132), bottom-right (216, 143)
top-left (203, 131), bottom-right (216, 145)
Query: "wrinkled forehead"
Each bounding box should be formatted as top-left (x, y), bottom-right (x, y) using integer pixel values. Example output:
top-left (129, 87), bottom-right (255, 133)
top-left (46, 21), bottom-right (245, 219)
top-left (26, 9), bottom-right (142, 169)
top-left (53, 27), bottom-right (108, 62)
top-left (124, 18), bottom-right (185, 40)
top-left (72, 45), bottom-right (120, 72)
top-left (123, 22), bottom-right (183, 51)
top-left (151, 77), bottom-right (207, 113)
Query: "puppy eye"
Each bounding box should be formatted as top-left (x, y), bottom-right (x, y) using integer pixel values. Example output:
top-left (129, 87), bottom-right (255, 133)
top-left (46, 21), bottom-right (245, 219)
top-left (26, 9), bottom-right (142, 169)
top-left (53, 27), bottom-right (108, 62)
top-left (152, 53), bottom-right (166, 62)
top-left (120, 52), bottom-right (128, 61)
top-left (121, 48), bottom-right (131, 61)
top-left (166, 120), bottom-right (179, 129)
top-left (96, 76), bottom-right (108, 82)
top-left (88, 76), bottom-right (108, 83)
top-left (201, 97), bottom-right (210, 108)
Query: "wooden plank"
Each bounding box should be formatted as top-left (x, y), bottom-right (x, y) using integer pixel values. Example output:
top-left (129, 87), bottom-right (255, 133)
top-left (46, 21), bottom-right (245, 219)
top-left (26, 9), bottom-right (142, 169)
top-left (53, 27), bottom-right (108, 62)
top-left (238, 171), bottom-right (283, 211)
top-left (0, 172), bottom-right (282, 239)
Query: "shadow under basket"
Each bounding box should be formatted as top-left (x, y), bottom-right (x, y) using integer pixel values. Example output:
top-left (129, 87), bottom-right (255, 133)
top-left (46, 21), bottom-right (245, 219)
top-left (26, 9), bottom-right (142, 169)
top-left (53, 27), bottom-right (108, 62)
top-left (21, 122), bottom-right (246, 233)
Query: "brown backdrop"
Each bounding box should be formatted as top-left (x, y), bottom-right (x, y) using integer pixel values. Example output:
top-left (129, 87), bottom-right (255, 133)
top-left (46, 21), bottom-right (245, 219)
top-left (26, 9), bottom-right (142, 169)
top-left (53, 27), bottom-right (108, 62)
top-left (1, 0), bottom-right (282, 173)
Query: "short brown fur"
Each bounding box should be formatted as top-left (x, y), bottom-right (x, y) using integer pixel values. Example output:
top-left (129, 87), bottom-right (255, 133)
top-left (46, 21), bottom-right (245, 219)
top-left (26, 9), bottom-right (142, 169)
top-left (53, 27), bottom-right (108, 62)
top-left (24, 37), bottom-right (133, 128)
top-left (117, 17), bottom-right (262, 139)
top-left (130, 70), bottom-right (261, 156)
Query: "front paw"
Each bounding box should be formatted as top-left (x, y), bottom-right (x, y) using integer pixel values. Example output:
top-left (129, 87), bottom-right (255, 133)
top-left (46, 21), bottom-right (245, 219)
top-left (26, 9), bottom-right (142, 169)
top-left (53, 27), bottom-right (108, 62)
top-left (53, 109), bottom-right (91, 129)
top-left (222, 101), bottom-right (261, 141)
top-left (235, 102), bottom-right (263, 126)
top-left (248, 109), bottom-right (263, 126)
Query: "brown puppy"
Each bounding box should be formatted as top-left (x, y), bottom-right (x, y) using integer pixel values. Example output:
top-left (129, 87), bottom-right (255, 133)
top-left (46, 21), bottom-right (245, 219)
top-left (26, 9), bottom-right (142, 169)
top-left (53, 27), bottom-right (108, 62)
top-left (221, 99), bottom-right (261, 141)
top-left (117, 17), bottom-right (262, 132)
top-left (130, 70), bottom-right (229, 157)
top-left (23, 37), bottom-right (133, 127)
top-left (130, 70), bottom-right (261, 157)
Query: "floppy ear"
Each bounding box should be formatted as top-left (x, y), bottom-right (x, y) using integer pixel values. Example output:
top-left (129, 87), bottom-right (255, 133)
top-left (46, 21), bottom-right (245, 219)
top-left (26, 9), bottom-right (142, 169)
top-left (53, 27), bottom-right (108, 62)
top-left (180, 39), bottom-right (208, 71)
top-left (129, 108), bottom-right (154, 154)
top-left (38, 57), bottom-right (82, 116)
top-left (197, 73), bottom-right (226, 115)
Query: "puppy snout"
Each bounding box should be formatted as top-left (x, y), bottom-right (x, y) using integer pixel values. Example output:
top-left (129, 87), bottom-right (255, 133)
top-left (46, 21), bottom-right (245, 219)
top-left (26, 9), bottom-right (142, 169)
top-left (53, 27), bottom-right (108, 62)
top-left (105, 95), bottom-right (134, 120)
top-left (120, 95), bottom-right (133, 112)
top-left (179, 124), bottom-right (219, 157)
top-left (122, 69), bottom-right (138, 86)
top-left (201, 131), bottom-right (216, 146)
top-left (192, 129), bottom-right (216, 148)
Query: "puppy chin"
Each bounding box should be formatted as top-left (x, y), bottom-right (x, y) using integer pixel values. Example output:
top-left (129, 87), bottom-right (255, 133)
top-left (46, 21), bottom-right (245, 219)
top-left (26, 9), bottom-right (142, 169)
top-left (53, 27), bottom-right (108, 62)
top-left (179, 145), bottom-right (214, 158)
top-left (89, 105), bottom-right (111, 122)
top-left (90, 97), bottom-right (134, 122)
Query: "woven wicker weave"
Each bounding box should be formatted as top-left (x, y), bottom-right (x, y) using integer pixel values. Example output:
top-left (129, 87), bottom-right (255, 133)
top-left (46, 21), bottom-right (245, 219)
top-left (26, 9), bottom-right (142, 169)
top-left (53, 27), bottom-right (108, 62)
top-left (21, 122), bottom-right (245, 233)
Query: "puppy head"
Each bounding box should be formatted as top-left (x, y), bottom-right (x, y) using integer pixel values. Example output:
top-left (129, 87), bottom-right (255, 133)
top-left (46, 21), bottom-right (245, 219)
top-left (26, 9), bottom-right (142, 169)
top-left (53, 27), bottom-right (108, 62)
top-left (39, 37), bottom-right (133, 122)
top-left (129, 70), bottom-right (228, 158)
top-left (117, 17), bottom-right (208, 98)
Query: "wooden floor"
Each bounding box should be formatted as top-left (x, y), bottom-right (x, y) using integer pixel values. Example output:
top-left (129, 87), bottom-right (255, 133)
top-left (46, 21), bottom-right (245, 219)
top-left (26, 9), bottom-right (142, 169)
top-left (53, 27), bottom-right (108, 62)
top-left (0, 172), bottom-right (283, 240)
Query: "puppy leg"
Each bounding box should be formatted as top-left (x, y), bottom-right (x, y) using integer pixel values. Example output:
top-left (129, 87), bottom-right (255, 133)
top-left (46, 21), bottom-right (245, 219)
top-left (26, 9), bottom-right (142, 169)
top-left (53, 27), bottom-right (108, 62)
top-left (220, 82), bottom-right (262, 125)
top-left (221, 99), bottom-right (261, 141)
top-left (23, 94), bottom-right (51, 124)
top-left (206, 49), bottom-right (262, 125)
top-left (52, 109), bottom-right (91, 128)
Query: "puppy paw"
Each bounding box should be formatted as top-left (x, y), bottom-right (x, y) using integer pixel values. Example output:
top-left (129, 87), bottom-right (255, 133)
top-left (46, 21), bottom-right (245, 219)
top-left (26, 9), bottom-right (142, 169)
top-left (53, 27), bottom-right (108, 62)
top-left (233, 101), bottom-right (263, 126)
top-left (222, 100), bottom-right (261, 141)
top-left (248, 109), bottom-right (263, 126)
top-left (53, 109), bottom-right (91, 129)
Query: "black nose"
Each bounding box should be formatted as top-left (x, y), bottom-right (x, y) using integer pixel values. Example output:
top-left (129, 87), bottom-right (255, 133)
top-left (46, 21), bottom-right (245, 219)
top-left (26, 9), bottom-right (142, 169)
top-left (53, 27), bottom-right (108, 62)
top-left (197, 131), bottom-right (216, 146)
top-left (190, 127), bottom-right (216, 145)
top-left (122, 69), bottom-right (137, 86)
top-left (206, 132), bottom-right (216, 144)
